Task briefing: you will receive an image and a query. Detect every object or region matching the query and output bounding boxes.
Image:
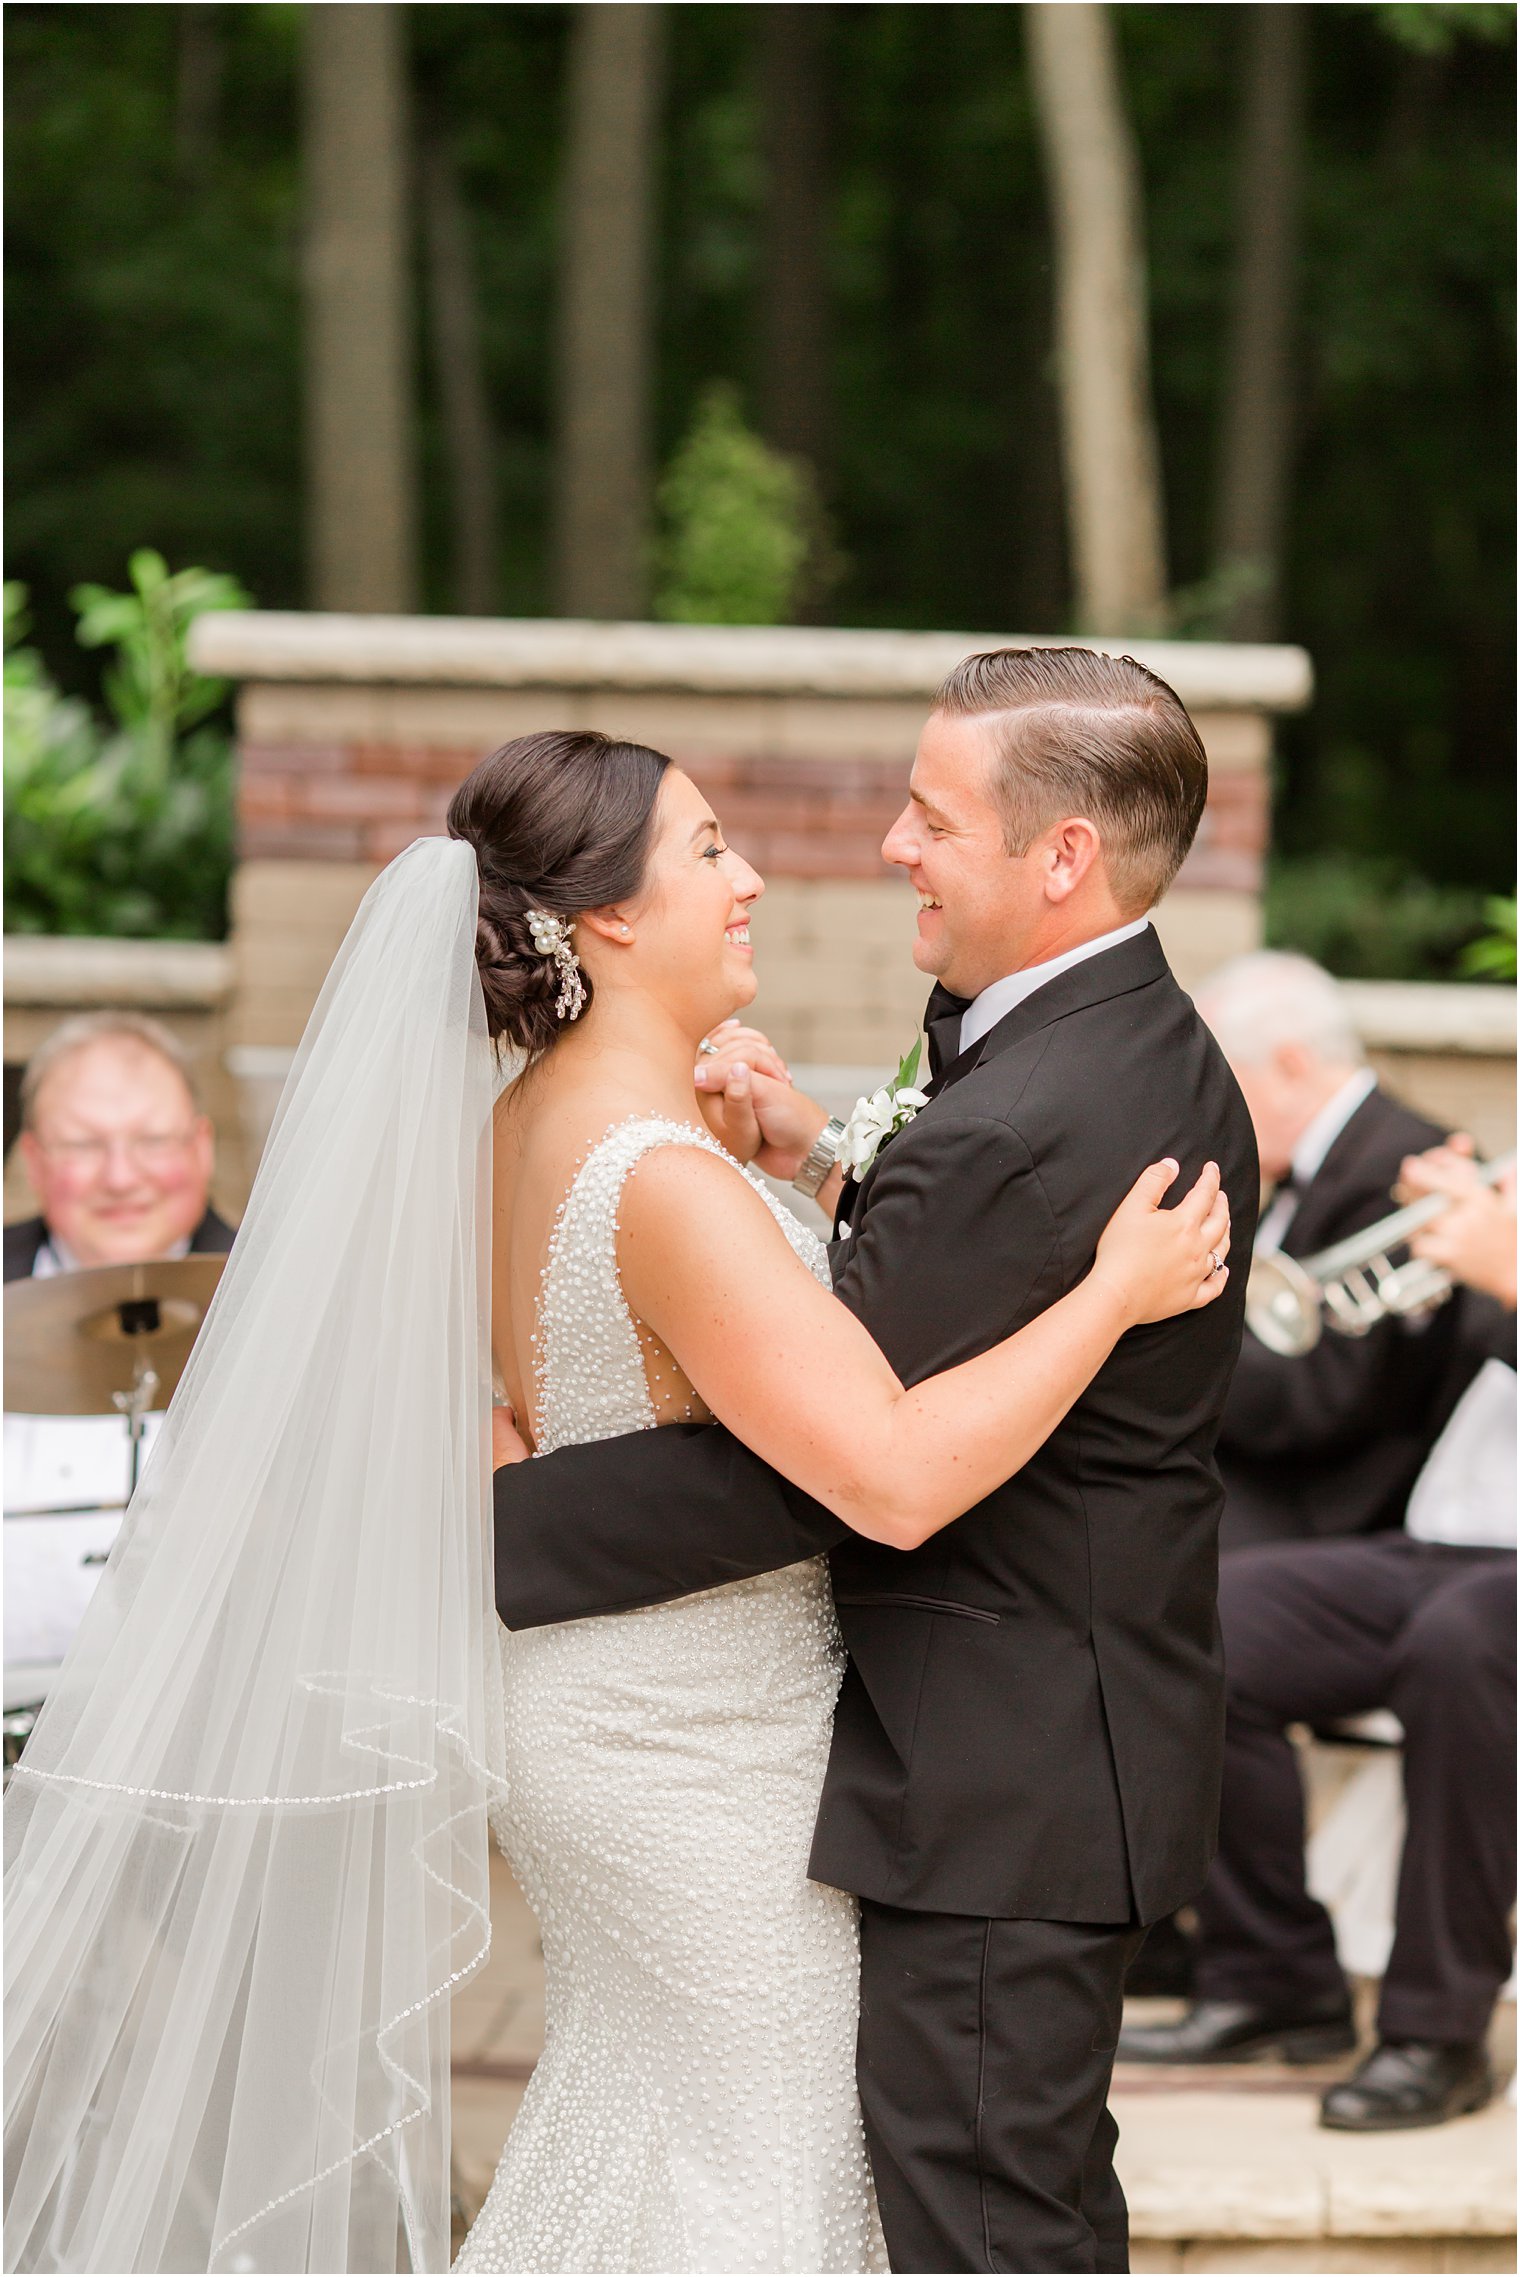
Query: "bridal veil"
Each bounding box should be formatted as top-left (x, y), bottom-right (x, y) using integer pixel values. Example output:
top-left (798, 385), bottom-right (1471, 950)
top-left (4, 837), bottom-right (505, 2273)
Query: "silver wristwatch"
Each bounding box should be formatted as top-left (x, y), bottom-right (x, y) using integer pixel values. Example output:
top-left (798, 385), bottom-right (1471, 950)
top-left (793, 1116), bottom-right (846, 1199)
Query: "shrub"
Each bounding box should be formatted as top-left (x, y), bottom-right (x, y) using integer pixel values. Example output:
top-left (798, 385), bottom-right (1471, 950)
top-left (4, 552), bottom-right (247, 940)
top-left (1459, 895), bottom-right (1517, 981)
top-left (1264, 853), bottom-right (1500, 983)
top-left (653, 385), bottom-right (833, 627)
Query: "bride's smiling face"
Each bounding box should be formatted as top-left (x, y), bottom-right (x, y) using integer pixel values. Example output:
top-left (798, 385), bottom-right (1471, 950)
top-left (588, 768), bottom-right (764, 1034)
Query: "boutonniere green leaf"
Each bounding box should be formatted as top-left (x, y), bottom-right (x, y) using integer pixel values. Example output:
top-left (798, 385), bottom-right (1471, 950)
top-left (836, 1036), bottom-right (930, 1181)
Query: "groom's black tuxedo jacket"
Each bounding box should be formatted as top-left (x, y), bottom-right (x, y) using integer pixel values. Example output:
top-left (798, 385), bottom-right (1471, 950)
top-left (493, 927), bottom-right (1258, 1925)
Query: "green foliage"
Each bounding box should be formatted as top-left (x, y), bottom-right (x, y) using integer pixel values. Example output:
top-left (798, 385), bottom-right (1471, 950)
top-left (654, 386), bottom-right (825, 625)
top-left (4, 7), bottom-right (1514, 894)
top-left (72, 551), bottom-right (242, 761)
top-left (1264, 854), bottom-right (1496, 983)
top-left (1375, 5), bottom-right (1515, 56)
top-left (1167, 559), bottom-right (1274, 640)
top-left (1459, 895), bottom-right (1518, 980)
top-left (4, 556), bottom-right (248, 940)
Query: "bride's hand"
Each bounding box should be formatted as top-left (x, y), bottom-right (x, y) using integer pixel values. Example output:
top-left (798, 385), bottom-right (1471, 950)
top-left (492, 1404), bottom-right (531, 1468)
top-left (694, 1021), bottom-right (791, 1160)
top-left (1090, 1159), bottom-right (1231, 1327)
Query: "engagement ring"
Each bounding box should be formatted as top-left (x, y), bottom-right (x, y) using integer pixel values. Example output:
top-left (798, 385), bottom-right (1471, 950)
top-left (697, 1039), bottom-right (720, 1056)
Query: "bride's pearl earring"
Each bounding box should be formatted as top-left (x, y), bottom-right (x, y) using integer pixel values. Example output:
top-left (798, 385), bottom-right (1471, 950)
top-left (619, 925), bottom-right (631, 936)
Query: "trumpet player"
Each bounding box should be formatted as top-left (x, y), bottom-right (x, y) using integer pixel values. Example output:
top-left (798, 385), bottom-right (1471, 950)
top-left (1121, 1131), bottom-right (1514, 2129)
top-left (1400, 1137), bottom-right (1517, 1308)
top-left (1194, 952), bottom-right (1486, 1552)
top-left (1122, 952), bottom-right (1489, 2000)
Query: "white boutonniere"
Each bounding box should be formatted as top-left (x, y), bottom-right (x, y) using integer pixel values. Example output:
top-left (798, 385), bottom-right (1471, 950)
top-left (837, 1037), bottom-right (930, 1181)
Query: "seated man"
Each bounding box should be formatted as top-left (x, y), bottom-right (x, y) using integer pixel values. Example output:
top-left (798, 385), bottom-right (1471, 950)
top-left (1130, 952), bottom-right (1484, 1996)
top-left (5, 1013), bottom-right (236, 1666)
top-left (1120, 1143), bottom-right (1515, 2129)
top-left (1195, 952), bottom-right (1480, 1552)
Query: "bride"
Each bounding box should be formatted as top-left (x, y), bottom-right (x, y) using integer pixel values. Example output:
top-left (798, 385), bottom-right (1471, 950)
top-left (4, 729), bottom-right (1228, 2276)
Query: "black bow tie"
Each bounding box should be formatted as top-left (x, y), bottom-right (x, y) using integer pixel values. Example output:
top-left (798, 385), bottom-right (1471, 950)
top-left (924, 984), bottom-right (972, 1083)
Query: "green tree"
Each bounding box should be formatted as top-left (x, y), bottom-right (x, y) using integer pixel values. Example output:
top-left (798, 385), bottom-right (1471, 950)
top-left (5, 4), bottom-right (1514, 918)
top-left (654, 384), bottom-right (820, 624)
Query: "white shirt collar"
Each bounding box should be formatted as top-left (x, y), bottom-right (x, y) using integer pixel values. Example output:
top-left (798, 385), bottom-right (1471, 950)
top-left (1289, 1066), bottom-right (1378, 1188)
top-left (32, 1230), bottom-right (194, 1280)
top-left (959, 916), bottom-right (1152, 1055)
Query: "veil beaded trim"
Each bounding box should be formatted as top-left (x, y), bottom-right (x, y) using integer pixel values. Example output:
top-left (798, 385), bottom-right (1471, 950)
top-left (4, 837), bottom-right (505, 2274)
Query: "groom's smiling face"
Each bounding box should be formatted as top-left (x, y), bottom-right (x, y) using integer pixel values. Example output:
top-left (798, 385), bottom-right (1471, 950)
top-left (882, 709), bottom-right (1092, 999)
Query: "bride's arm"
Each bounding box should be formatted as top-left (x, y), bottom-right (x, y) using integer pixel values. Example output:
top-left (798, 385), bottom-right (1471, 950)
top-left (616, 1131), bottom-right (1229, 1550)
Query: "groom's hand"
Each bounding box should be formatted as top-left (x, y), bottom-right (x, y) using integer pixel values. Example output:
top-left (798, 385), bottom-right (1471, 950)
top-left (694, 1019), bottom-right (789, 1163)
top-left (693, 1021), bottom-right (829, 1178)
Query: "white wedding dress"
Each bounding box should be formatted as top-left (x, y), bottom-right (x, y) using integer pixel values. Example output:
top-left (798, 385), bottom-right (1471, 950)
top-left (457, 1117), bottom-right (885, 2276)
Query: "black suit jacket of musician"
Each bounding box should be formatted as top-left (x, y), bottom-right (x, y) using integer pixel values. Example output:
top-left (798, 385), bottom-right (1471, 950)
top-left (1217, 1085), bottom-right (1501, 1547)
top-left (492, 926), bottom-right (1259, 1926)
top-left (2, 1206), bottom-right (238, 1283)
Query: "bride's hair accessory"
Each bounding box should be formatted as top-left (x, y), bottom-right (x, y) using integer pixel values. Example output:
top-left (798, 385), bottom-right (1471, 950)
top-left (526, 908), bottom-right (587, 1024)
top-left (446, 729), bottom-right (670, 1056)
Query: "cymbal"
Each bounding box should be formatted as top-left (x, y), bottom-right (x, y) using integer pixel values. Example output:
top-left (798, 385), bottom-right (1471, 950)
top-left (4, 1256), bottom-right (226, 1417)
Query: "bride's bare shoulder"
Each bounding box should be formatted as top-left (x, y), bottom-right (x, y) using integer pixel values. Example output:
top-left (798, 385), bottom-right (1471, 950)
top-left (615, 1135), bottom-right (834, 1360)
top-left (617, 1134), bottom-right (779, 1251)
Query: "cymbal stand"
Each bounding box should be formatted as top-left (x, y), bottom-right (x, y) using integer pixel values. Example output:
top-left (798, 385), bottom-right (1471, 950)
top-left (111, 1312), bottom-right (162, 1501)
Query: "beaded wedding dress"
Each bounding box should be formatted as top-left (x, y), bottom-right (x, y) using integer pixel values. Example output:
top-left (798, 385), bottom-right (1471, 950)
top-left (457, 1117), bottom-right (885, 2276)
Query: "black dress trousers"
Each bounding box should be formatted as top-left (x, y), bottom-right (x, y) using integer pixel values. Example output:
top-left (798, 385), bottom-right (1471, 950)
top-left (857, 1902), bottom-right (1144, 2274)
top-left (1195, 1534), bottom-right (1517, 2044)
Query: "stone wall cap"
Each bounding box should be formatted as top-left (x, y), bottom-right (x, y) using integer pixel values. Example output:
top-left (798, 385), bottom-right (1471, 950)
top-left (1343, 979), bottom-right (1517, 1057)
top-left (191, 611), bottom-right (1314, 713)
top-left (2, 935), bottom-right (234, 1010)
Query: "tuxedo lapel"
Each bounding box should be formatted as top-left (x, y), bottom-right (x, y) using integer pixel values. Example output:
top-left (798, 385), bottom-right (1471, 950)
top-left (835, 984), bottom-right (961, 1237)
top-left (931, 927), bottom-right (1171, 1104)
top-left (923, 1030), bottom-right (991, 1103)
top-left (1279, 1091), bottom-right (1391, 1258)
top-left (842, 928), bottom-right (1171, 1233)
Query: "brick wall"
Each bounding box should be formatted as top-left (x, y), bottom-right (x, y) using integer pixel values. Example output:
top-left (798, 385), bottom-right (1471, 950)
top-left (192, 614), bottom-right (1310, 1074)
top-left (236, 715), bottom-right (1269, 891)
top-left (229, 720), bottom-right (1273, 1068)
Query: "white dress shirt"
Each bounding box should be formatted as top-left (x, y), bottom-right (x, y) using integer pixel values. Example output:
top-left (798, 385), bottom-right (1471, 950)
top-left (1404, 1358), bottom-right (1517, 1549)
top-left (1254, 1065), bottom-right (1379, 1255)
top-left (958, 915), bottom-right (1152, 1056)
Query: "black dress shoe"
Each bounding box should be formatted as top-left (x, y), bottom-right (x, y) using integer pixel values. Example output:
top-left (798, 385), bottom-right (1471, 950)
top-left (1118, 1996), bottom-right (1357, 2066)
top-left (1320, 2038), bottom-right (1494, 2131)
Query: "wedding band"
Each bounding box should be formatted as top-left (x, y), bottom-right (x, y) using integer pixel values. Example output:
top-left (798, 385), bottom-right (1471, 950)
top-left (697, 1040), bottom-right (719, 1056)
top-left (1209, 1250), bottom-right (1223, 1275)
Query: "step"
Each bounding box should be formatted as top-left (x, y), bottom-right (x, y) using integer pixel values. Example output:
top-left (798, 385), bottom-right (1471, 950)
top-left (450, 1857), bottom-right (1516, 2272)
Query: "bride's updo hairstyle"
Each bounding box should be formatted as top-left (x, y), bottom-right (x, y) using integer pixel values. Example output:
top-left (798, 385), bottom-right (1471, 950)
top-left (446, 729), bottom-right (670, 1056)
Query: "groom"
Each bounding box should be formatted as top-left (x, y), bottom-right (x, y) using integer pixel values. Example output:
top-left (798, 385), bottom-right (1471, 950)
top-left (492, 646), bottom-right (1257, 2274)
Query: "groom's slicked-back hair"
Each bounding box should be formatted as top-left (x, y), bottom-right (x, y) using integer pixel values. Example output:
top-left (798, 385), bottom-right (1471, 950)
top-left (932, 646), bottom-right (1209, 914)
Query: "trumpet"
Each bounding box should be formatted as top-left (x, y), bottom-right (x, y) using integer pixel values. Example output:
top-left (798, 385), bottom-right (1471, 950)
top-left (1245, 1150), bottom-right (1516, 1357)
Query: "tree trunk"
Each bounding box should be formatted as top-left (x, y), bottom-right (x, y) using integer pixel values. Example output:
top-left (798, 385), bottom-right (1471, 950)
top-left (1214, 4), bottom-right (1306, 641)
top-left (552, 3), bottom-right (665, 620)
top-left (1010, 285), bottom-right (1070, 634)
top-left (301, 4), bottom-right (418, 613)
top-left (421, 133), bottom-right (499, 615)
top-left (175, 4), bottom-right (222, 185)
top-left (1025, 2), bottom-right (1168, 635)
top-left (758, 4), bottom-right (829, 477)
